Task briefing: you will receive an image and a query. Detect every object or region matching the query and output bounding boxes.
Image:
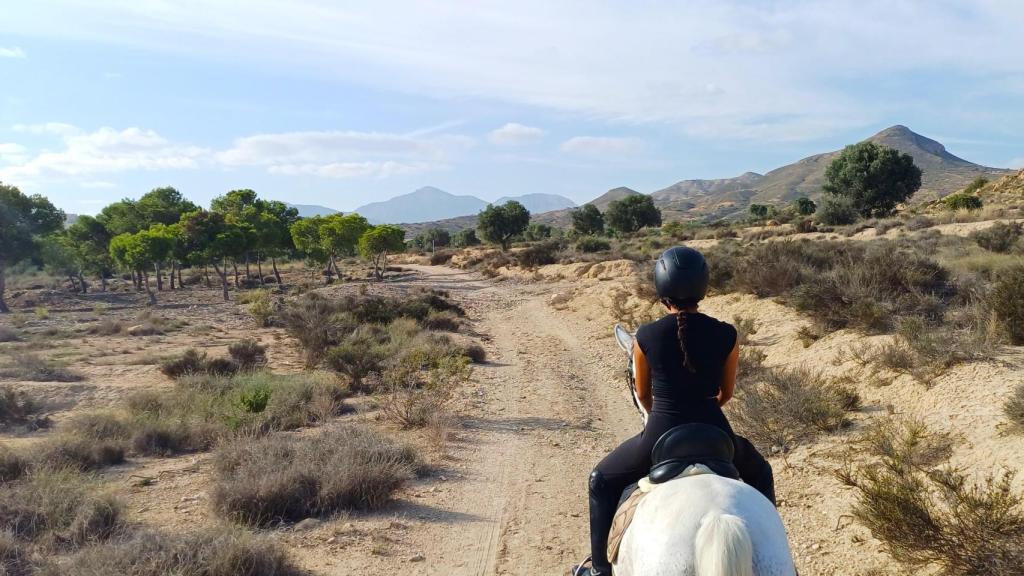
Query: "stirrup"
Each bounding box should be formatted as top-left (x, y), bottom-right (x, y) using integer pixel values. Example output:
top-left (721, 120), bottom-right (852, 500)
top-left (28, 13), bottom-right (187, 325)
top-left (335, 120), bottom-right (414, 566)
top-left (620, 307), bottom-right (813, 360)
top-left (570, 556), bottom-right (592, 576)
top-left (571, 556), bottom-right (609, 576)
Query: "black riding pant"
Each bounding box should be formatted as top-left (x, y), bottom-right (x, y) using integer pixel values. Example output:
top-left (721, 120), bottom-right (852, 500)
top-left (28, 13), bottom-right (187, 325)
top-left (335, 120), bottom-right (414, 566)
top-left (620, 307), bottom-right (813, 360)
top-left (587, 407), bottom-right (774, 570)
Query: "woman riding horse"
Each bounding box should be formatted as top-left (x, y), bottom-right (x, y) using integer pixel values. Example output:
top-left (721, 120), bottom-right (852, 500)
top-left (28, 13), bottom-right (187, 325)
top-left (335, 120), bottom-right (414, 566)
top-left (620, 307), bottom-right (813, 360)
top-left (576, 246), bottom-right (775, 576)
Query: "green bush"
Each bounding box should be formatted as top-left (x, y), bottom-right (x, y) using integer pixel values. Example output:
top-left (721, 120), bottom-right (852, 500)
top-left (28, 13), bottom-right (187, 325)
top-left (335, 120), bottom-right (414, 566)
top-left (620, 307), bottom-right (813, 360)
top-left (516, 240), bottom-right (561, 268)
top-left (326, 332), bottom-right (389, 392)
top-left (971, 222), bottom-right (1022, 253)
top-left (816, 194), bottom-right (860, 225)
top-left (576, 236), bottom-right (612, 253)
top-left (943, 192), bottom-right (983, 211)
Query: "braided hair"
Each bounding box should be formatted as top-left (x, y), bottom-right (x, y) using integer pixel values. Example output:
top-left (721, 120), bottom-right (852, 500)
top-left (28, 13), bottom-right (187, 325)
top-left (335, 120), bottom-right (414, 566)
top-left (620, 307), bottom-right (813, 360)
top-left (668, 299), bottom-right (696, 373)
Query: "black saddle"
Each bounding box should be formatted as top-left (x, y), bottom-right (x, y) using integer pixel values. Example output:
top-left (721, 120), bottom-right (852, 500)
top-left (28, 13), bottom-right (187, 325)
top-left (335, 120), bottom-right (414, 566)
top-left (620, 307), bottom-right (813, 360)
top-left (648, 423), bottom-right (740, 484)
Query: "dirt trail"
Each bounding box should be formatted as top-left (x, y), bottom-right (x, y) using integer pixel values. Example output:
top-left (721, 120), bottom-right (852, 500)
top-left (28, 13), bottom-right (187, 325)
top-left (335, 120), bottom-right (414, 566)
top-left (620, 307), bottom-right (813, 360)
top-left (337, 264), bottom-right (640, 575)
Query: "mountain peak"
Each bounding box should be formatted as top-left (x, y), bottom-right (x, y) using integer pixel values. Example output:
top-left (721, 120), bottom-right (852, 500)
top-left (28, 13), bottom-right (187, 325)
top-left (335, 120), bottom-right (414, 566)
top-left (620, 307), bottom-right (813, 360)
top-left (870, 125), bottom-right (950, 158)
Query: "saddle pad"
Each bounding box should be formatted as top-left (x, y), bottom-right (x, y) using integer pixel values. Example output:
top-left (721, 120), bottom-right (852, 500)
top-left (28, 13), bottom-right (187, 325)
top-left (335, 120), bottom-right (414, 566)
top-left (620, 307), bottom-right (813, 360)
top-left (606, 464), bottom-right (714, 563)
top-left (607, 487), bottom-right (647, 563)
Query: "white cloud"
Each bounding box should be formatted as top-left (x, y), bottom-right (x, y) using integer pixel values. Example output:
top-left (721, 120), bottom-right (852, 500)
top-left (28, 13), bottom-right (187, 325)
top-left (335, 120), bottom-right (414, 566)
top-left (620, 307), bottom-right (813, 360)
top-left (488, 123), bottom-right (545, 146)
top-left (13, 122), bottom-right (78, 135)
top-left (268, 161), bottom-right (435, 179)
top-left (5, 1), bottom-right (1023, 141)
top-left (80, 180), bottom-right (117, 189)
top-left (217, 129), bottom-right (471, 178)
top-left (0, 47), bottom-right (25, 59)
top-left (0, 124), bottom-right (207, 182)
top-left (560, 136), bottom-right (645, 158)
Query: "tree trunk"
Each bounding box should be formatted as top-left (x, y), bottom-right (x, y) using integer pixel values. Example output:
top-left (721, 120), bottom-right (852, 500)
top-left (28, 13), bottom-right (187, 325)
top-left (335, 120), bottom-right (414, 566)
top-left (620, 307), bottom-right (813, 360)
top-left (77, 271), bottom-right (88, 293)
top-left (131, 270), bottom-right (139, 291)
top-left (155, 263), bottom-right (163, 291)
top-left (233, 262), bottom-right (239, 287)
top-left (213, 259), bottom-right (230, 301)
top-left (68, 274), bottom-right (79, 293)
top-left (272, 257), bottom-right (283, 286)
top-left (257, 255), bottom-right (264, 286)
top-left (245, 253), bottom-right (251, 279)
top-left (204, 264), bottom-right (211, 288)
top-left (0, 264), bottom-right (9, 313)
top-left (327, 255), bottom-right (338, 285)
top-left (142, 271), bottom-right (156, 305)
top-left (177, 266), bottom-right (183, 288)
top-left (100, 273), bottom-right (108, 293)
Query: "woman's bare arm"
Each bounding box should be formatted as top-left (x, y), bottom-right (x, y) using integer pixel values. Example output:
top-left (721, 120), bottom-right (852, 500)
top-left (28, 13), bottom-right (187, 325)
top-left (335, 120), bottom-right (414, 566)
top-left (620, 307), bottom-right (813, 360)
top-left (633, 341), bottom-right (653, 412)
top-left (718, 341), bottom-right (739, 407)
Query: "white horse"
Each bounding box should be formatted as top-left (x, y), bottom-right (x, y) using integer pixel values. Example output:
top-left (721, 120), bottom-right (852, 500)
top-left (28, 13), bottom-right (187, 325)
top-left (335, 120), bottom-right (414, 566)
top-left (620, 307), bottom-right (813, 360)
top-left (608, 325), bottom-right (796, 576)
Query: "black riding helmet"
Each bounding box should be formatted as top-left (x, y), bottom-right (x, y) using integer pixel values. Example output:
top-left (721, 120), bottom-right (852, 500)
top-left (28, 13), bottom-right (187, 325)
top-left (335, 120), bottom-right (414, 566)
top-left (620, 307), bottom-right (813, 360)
top-left (654, 246), bottom-right (709, 305)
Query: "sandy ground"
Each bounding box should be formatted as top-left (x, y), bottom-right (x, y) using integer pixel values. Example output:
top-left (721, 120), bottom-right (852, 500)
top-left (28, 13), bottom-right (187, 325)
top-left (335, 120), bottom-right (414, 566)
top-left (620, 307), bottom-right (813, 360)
top-left (2, 258), bottom-right (1021, 575)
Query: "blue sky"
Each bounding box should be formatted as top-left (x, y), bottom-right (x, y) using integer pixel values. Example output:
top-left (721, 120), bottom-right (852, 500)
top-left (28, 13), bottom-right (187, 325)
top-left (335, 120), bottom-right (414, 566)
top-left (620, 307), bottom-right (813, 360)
top-left (1, 1), bottom-right (1022, 215)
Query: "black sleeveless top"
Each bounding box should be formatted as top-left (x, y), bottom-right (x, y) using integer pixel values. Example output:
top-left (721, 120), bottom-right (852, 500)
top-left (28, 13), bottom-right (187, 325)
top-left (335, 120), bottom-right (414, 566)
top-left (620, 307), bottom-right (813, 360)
top-left (635, 313), bottom-right (737, 419)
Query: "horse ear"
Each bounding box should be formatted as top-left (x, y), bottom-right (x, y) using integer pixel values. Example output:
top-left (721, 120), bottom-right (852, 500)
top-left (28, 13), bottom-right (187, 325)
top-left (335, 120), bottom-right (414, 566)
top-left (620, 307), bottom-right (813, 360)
top-left (614, 324), bottom-right (635, 353)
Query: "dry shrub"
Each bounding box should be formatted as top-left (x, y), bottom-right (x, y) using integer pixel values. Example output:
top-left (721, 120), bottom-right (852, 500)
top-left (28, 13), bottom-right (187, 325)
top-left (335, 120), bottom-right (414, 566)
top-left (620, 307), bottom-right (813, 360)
top-left (227, 339), bottom-right (267, 371)
top-left (382, 353), bottom-right (471, 429)
top-left (1005, 384), bottom-right (1024, 433)
top-left (576, 236), bottom-right (611, 253)
top-left (904, 214), bottom-right (935, 231)
top-left (461, 343), bottom-right (487, 364)
top-left (0, 327), bottom-right (22, 343)
top-left (35, 436), bottom-right (126, 472)
top-left (0, 532), bottom-right (34, 576)
top-left (988, 265), bottom-right (1024, 344)
top-left (160, 349), bottom-right (238, 379)
top-left (0, 387), bottom-right (48, 430)
top-left (245, 290), bottom-right (275, 328)
top-left (516, 241), bottom-right (561, 269)
top-left (326, 332), bottom-right (389, 392)
top-left (43, 528), bottom-right (305, 576)
top-left (211, 426), bottom-right (418, 526)
top-left (0, 469), bottom-right (124, 551)
top-left (728, 359), bottom-right (859, 452)
top-left (279, 294), bottom-right (356, 366)
top-left (0, 353), bottom-right (82, 383)
top-left (88, 318), bottom-right (124, 336)
top-left (429, 250), bottom-right (455, 265)
top-left (733, 316), bottom-right (757, 345)
top-left (839, 419), bottom-right (1024, 575)
top-left (422, 310), bottom-right (461, 332)
top-left (971, 221), bottom-right (1022, 253)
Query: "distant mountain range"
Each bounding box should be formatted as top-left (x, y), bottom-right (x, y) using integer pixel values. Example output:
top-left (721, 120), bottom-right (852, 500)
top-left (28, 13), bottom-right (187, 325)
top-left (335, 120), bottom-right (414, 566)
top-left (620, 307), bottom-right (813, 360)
top-left (650, 125), bottom-right (1011, 220)
top-left (284, 187), bottom-right (576, 223)
top-left (287, 125), bottom-right (1013, 230)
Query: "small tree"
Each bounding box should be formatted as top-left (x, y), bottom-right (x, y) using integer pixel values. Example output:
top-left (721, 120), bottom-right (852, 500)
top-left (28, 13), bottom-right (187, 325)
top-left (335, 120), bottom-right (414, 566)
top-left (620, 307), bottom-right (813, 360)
top-left (0, 183), bottom-right (65, 312)
top-left (571, 204), bottom-right (605, 236)
top-left (605, 195), bottom-right (662, 234)
top-left (792, 197), bottom-right (817, 216)
top-left (40, 233), bottom-right (85, 292)
top-left (823, 141), bottom-right (922, 218)
top-left (289, 216), bottom-right (330, 282)
top-left (320, 213), bottom-right (371, 281)
top-left (452, 229), bottom-right (480, 248)
top-left (749, 204), bottom-right (773, 220)
top-left (359, 225), bottom-right (406, 281)
top-left (255, 200), bottom-right (299, 284)
top-left (419, 228), bottom-right (451, 251)
top-left (180, 210), bottom-right (245, 301)
top-left (137, 186), bottom-right (198, 226)
top-left (66, 215), bottom-right (114, 291)
top-left (477, 201), bottom-right (530, 250)
top-left (816, 194), bottom-right (860, 225)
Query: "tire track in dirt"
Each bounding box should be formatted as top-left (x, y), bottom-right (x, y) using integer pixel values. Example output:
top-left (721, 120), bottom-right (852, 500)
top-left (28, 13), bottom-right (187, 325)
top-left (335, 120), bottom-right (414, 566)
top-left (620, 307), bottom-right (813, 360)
top-left (398, 265), bottom-right (640, 575)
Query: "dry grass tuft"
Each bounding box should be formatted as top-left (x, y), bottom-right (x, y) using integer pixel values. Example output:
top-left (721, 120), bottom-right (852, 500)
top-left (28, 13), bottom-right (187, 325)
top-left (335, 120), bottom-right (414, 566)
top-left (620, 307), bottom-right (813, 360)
top-left (0, 353), bottom-right (83, 382)
top-left (0, 327), bottom-right (21, 343)
top-left (0, 468), bottom-right (124, 551)
top-left (0, 387), bottom-right (48, 430)
top-left (41, 528), bottom-right (306, 576)
top-left (1004, 384), bottom-right (1024, 433)
top-left (211, 426), bottom-right (418, 526)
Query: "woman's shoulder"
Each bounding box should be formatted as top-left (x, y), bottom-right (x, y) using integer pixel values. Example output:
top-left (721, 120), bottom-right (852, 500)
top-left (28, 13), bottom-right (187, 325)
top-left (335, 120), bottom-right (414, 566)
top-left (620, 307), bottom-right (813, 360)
top-left (693, 313), bottom-right (738, 339)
